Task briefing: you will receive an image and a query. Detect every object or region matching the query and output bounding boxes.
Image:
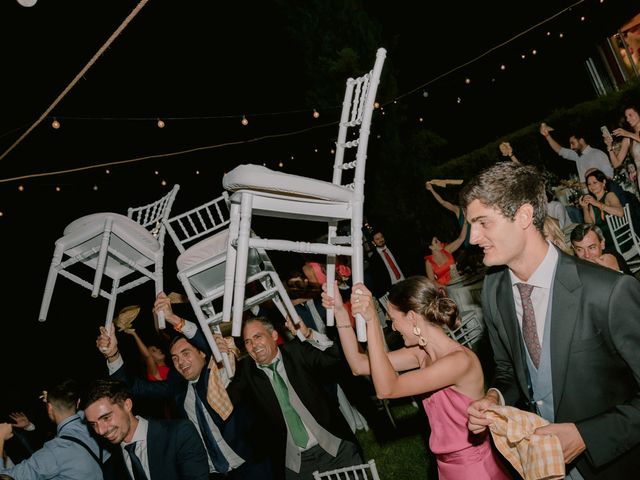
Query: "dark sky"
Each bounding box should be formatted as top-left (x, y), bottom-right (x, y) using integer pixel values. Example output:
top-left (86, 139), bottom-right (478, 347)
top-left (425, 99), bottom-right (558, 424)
top-left (0, 0), bottom-right (637, 406)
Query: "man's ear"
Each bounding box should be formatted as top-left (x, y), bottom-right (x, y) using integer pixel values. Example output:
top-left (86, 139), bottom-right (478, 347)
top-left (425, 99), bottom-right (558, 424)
top-left (271, 329), bottom-right (280, 342)
top-left (515, 203), bottom-right (535, 229)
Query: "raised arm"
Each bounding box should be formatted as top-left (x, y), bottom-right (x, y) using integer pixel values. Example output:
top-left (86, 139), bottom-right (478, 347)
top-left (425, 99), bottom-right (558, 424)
top-left (426, 182), bottom-right (460, 216)
top-left (126, 329), bottom-right (162, 380)
top-left (445, 222), bottom-right (467, 255)
top-left (540, 123), bottom-right (563, 154)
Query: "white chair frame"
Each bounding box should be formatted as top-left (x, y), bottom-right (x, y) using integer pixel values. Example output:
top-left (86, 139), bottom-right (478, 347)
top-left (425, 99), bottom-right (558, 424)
top-left (312, 459), bottom-right (381, 480)
top-left (606, 203), bottom-right (640, 273)
top-left (164, 192), bottom-right (302, 375)
top-left (222, 48), bottom-right (386, 339)
top-left (39, 185), bottom-right (180, 330)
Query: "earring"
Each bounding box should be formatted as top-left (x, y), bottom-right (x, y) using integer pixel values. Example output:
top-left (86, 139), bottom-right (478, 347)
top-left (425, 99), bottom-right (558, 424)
top-left (413, 325), bottom-right (428, 347)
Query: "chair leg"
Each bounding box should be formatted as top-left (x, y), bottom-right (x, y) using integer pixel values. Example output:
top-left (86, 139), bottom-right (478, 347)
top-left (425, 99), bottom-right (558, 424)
top-left (39, 242), bottom-right (65, 322)
top-left (231, 194), bottom-right (253, 337)
top-left (350, 206), bottom-right (367, 341)
top-left (325, 223), bottom-right (337, 327)
top-left (269, 271), bottom-right (306, 340)
top-left (105, 277), bottom-right (120, 332)
top-left (222, 201), bottom-right (241, 332)
top-left (92, 216), bottom-right (114, 298)
top-left (154, 259), bottom-right (165, 329)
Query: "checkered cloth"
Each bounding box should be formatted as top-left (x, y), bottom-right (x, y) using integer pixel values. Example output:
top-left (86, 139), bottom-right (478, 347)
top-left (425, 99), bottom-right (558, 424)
top-left (486, 405), bottom-right (565, 480)
top-left (206, 339), bottom-right (236, 420)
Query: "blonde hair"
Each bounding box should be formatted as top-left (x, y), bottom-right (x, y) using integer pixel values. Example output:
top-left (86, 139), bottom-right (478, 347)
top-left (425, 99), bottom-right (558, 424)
top-left (544, 216), bottom-right (573, 255)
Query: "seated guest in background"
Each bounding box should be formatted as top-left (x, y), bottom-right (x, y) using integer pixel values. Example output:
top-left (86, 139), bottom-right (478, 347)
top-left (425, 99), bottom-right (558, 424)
top-left (579, 168), bottom-right (624, 249)
top-left (84, 378), bottom-right (209, 480)
top-left (0, 379), bottom-right (106, 479)
top-left (424, 232), bottom-right (465, 286)
top-left (570, 223), bottom-right (632, 274)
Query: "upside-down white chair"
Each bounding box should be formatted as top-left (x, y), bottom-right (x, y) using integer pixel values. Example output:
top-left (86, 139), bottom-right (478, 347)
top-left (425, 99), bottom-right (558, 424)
top-left (163, 192), bottom-right (303, 375)
top-left (313, 459), bottom-right (381, 480)
top-left (445, 306), bottom-right (485, 349)
top-left (39, 185), bottom-right (180, 330)
top-left (222, 47), bottom-right (386, 339)
top-left (606, 203), bottom-right (640, 273)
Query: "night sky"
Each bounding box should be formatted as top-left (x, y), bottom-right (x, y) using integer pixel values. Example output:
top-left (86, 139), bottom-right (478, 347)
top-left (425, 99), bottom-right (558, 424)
top-left (0, 0), bottom-right (637, 410)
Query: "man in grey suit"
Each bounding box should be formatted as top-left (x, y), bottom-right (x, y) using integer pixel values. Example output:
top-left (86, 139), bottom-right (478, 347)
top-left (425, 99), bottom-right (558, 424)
top-left (463, 162), bottom-right (640, 479)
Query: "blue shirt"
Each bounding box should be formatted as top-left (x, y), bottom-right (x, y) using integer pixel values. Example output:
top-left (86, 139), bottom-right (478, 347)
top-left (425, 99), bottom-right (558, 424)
top-left (0, 411), bottom-right (106, 480)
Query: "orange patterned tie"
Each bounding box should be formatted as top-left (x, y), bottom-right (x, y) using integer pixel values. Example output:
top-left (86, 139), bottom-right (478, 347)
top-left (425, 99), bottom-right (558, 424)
top-left (206, 356), bottom-right (234, 420)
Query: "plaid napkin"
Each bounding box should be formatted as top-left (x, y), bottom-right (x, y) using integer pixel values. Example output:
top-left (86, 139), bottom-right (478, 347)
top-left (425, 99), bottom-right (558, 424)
top-left (486, 405), bottom-right (565, 480)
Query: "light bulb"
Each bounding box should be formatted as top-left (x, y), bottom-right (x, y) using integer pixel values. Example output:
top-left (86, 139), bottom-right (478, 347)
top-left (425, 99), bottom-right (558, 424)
top-left (154, 170), bottom-right (159, 175)
top-left (105, 169), bottom-right (110, 174)
top-left (241, 115), bottom-right (248, 126)
top-left (465, 78), bottom-right (471, 85)
top-left (373, 102), bottom-right (380, 109)
top-left (18, 185), bottom-right (24, 192)
top-left (55, 186), bottom-right (61, 192)
top-left (278, 161), bottom-right (283, 168)
top-left (161, 179), bottom-right (167, 186)
top-left (500, 64), bottom-right (506, 71)
top-left (313, 109), bottom-right (320, 119)
top-left (93, 185), bottom-right (98, 191)
top-left (157, 119), bottom-right (165, 128)
top-left (51, 119), bottom-right (60, 129)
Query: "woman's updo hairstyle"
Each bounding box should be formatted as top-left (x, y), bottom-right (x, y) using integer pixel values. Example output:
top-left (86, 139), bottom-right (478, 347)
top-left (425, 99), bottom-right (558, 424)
top-left (387, 276), bottom-right (459, 330)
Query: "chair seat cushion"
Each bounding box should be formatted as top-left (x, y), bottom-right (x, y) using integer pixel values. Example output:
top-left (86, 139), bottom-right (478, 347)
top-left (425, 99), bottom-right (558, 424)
top-left (222, 164), bottom-right (355, 202)
top-left (61, 212), bottom-right (160, 279)
top-left (177, 230), bottom-right (229, 272)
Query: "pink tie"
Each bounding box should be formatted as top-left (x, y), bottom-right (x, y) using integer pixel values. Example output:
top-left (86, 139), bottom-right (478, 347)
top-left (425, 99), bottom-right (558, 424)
top-left (382, 249), bottom-right (401, 280)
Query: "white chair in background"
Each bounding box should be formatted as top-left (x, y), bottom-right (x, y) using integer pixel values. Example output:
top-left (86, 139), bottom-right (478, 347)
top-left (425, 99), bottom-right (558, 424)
top-left (445, 306), bottom-right (485, 349)
top-left (39, 185), bottom-right (180, 330)
top-left (222, 47), bottom-right (387, 339)
top-left (606, 203), bottom-right (640, 273)
top-left (163, 192), bottom-right (302, 375)
top-left (313, 459), bottom-right (381, 480)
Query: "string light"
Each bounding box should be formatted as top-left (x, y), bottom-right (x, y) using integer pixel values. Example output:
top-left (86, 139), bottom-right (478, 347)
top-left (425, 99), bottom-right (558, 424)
top-left (161, 179), bottom-right (167, 186)
top-left (422, 90), bottom-right (429, 98)
top-left (532, 49), bottom-right (537, 55)
top-left (154, 170), bottom-right (159, 175)
top-left (278, 161), bottom-right (283, 168)
top-left (521, 54), bottom-right (526, 59)
top-left (18, 185), bottom-right (24, 192)
top-left (105, 169), bottom-right (111, 174)
top-left (373, 102), bottom-right (380, 109)
top-left (55, 186), bottom-right (61, 192)
top-left (313, 109), bottom-right (320, 119)
top-left (241, 115), bottom-right (248, 126)
top-left (93, 185), bottom-right (98, 191)
top-left (500, 64), bottom-right (507, 71)
top-left (464, 78), bottom-right (471, 84)
top-left (195, 170), bottom-right (200, 175)
top-left (157, 118), bottom-right (165, 128)
top-left (51, 119), bottom-right (60, 129)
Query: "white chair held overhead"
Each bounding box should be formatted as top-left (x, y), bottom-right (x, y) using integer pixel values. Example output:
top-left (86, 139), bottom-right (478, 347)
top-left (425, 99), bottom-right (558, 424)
top-left (312, 459), bottom-right (381, 480)
top-left (163, 192), bottom-right (303, 375)
top-left (606, 203), bottom-right (640, 273)
top-left (222, 47), bottom-right (386, 339)
top-left (39, 185), bottom-right (180, 331)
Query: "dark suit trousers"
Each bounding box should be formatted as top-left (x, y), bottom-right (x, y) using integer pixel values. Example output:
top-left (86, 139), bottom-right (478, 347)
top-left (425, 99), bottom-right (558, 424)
top-left (285, 440), bottom-right (362, 480)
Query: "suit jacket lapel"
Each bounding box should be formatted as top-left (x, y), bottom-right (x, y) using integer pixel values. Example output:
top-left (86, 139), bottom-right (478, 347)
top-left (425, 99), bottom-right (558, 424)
top-left (146, 420), bottom-right (159, 479)
top-left (495, 270), bottom-right (532, 399)
top-left (549, 253), bottom-right (581, 412)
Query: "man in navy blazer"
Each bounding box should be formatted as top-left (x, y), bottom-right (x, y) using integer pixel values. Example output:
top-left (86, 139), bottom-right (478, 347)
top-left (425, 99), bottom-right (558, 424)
top-left (84, 378), bottom-right (209, 480)
top-left (97, 293), bottom-right (271, 479)
top-left (463, 162), bottom-right (640, 479)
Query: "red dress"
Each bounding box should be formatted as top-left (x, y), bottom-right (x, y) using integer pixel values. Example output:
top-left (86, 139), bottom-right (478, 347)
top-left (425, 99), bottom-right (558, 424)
top-left (425, 249), bottom-right (455, 286)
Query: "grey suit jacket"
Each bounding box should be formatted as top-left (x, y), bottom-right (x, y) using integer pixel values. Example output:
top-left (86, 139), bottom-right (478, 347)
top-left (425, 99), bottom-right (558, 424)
top-left (482, 248), bottom-right (640, 479)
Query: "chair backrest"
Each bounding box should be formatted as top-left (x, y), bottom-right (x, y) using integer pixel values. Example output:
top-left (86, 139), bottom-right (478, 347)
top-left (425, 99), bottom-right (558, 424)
top-left (164, 192), bottom-right (231, 254)
top-left (127, 184), bottom-right (180, 246)
top-left (313, 459), bottom-right (380, 480)
top-left (606, 203), bottom-right (640, 271)
top-left (445, 306), bottom-right (484, 348)
top-left (331, 48), bottom-right (386, 199)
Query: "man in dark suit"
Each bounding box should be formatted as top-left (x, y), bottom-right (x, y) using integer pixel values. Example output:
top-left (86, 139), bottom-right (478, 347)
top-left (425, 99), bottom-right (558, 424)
top-left (463, 162), bottom-right (640, 479)
top-left (84, 378), bottom-right (209, 480)
top-left (97, 293), bottom-right (271, 479)
top-left (225, 316), bottom-right (363, 480)
top-left (365, 230), bottom-right (406, 299)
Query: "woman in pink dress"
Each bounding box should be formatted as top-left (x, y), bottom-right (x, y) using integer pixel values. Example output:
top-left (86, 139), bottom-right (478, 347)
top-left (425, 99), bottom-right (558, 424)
top-left (323, 276), bottom-right (511, 479)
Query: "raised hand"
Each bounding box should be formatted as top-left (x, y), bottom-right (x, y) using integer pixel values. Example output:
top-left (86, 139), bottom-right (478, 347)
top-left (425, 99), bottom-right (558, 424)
top-left (8, 412), bottom-right (30, 429)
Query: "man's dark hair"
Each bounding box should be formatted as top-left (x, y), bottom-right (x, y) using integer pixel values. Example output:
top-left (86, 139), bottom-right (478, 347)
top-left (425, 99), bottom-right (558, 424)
top-left (84, 378), bottom-right (130, 409)
top-left (460, 162), bottom-right (547, 232)
top-left (570, 223), bottom-right (605, 244)
top-left (47, 378), bottom-right (82, 412)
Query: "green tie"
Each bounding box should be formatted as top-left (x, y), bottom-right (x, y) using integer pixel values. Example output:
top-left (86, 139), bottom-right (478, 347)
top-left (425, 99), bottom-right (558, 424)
top-left (264, 360), bottom-right (309, 448)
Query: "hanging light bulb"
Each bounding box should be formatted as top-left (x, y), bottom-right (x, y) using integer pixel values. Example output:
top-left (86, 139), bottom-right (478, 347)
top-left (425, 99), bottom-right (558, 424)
top-left (93, 185), bottom-right (98, 191)
top-left (464, 78), bottom-right (471, 85)
top-left (373, 102), bottom-right (380, 109)
top-left (51, 118), bottom-right (60, 129)
top-left (195, 170), bottom-right (200, 175)
top-left (241, 115), bottom-right (249, 126)
top-left (278, 161), bottom-right (284, 168)
top-left (154, 170), bottom-right (159, 175)
top-left (157, 118), bottom-right (165, 128)
top-left (55, 186), bottom-right (61, 192)
top-left (18, 185), bottom-right (24, 192)
top-left (500, 64), bottom-right (506, 71)
top-left (161, 179), bottom-right (167, 186)
top-left (423, 90), bottom-right (429, 98)
top-left (105, 169), bottom-right (111, 174)
top-left (313, 109), bottom-right (320, 119)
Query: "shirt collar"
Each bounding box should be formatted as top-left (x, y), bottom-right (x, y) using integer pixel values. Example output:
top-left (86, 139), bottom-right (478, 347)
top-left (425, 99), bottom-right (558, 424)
top-left (258, 350), bottom-right (282, 369)
top-left (122, 415), bottom-right (148, 448)
top-left (509, 241), bottom-right (558, 289)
